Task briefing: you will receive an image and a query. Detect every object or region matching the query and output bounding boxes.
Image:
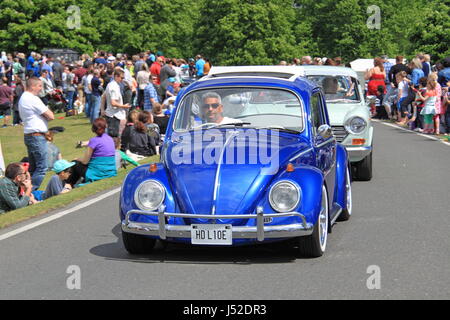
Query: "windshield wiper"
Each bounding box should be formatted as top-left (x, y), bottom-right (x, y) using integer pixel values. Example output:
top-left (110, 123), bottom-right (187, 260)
top-left (191, 122), bottom-right (251, 131)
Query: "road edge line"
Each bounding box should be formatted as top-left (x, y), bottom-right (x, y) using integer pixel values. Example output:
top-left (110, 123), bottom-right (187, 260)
top-left (0, 187), bottom-right (121, 242)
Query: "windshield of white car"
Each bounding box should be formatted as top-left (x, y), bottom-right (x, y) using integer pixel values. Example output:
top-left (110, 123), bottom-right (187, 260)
top-left (306, 75), bottom-right (361, 103)
top-left (173, 88), bottom-right (305, 132)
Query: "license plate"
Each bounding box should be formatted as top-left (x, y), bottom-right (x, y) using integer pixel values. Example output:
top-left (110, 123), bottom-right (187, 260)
top-left (191, 224), bottom-right (232, 245)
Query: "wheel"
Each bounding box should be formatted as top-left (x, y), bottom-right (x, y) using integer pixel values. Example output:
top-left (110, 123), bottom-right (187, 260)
top-left (122, 231), bottom-right (156, 254)
top-left (296, 185), bottom-right (329, 258)
top-left (337, 164), bottom-right (352, 221)
top-left (354, 150), bottom-right (372, 181)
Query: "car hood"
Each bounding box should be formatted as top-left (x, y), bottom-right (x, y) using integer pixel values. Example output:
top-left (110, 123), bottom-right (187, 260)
top-left (325, 102), bottom-right (366, 126)
top-left (164, 129), bottom-right (310, 218)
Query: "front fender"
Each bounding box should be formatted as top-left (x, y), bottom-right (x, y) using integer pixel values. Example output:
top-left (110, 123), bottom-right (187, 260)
top-left (257, 165), bottom-right (325, 225)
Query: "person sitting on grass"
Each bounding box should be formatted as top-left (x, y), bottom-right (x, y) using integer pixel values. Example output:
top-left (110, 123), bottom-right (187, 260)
top-left (43, 160), bottom-right (75, 199)
top-left (67, 118), bottom-right (117, 187)
top-left (45, 131), bottom-right (62, 171)
top-left (0, 162), bottom-right (37, 214)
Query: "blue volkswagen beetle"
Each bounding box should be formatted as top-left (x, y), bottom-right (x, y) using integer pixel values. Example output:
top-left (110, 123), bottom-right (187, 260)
top-left (120, 66), bottom-right (352, 257)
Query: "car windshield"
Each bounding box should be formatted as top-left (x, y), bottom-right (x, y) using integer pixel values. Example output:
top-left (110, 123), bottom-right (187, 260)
top-left (173, 87), bottom-right (304, 132)
top-left (306, 75), bottom-right (360, 103)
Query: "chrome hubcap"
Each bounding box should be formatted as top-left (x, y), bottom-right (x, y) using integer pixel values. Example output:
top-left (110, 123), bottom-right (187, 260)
top-left (319, 187), bottom-right (328, 251)
top-left (346, 167), bottom-right (352, 215)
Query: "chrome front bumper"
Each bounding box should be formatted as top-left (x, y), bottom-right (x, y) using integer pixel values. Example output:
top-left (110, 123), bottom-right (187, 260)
top-left (122, 206), bottom-right (314, 242)
top-left (346, 146), bottom-right (372, 162)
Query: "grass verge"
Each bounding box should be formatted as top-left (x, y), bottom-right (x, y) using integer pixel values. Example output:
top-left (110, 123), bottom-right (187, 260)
top-left (0, 114), bottom-right (159, 229)
top-left (0, 156), bottom-right (158, 229)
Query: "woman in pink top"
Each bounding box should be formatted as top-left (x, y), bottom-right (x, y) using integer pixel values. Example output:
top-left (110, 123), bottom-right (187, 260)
top-left (428, 73), bottom-right (443, 134)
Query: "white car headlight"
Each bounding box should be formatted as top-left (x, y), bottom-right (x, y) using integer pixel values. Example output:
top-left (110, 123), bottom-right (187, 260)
top-left (345, 116), bottom-right (367, 134)
top-left (269, 181), bottom-right (300, 213)
top-left (134, 180), bottom-right (165, 211)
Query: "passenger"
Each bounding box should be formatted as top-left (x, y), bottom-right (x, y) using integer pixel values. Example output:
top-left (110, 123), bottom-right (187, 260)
top-left (322, 77), bottom-right (341, 100)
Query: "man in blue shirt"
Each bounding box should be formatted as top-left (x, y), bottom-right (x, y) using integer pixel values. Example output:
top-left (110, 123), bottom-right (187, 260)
top-left (438, 57), bottom-right (450, 87)
top-left (382, 55), bottom-right (393, 85)
top-left (195, 55), bottom-right (206, 78)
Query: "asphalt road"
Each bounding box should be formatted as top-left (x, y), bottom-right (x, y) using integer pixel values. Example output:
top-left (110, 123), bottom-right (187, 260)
top-left (1, 121), bottom-right (449, 300)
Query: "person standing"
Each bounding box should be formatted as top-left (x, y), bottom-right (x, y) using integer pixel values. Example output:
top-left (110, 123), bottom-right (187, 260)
top-left (18, 77), bottom-right (54, 190)
top-left (365, 57), bottom-right (386, 96)
top-left (89, 69), bottom-right (102, 123)
top-left (143, 75), bottom-right (160, 111)
top-left (195, 55), bottom-right (206, 78)
top-left (0, 77), bottom-right (13, 127)
top-left (62, 66), bottom-right (76, 110)
top-left (104, 68), bottom-right (130, 137)
top-left (12, 76), bottom-right (24, 125)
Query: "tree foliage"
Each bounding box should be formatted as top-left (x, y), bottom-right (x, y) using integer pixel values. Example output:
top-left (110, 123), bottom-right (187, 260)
top-left (0, 0), bottom-right (448, 64)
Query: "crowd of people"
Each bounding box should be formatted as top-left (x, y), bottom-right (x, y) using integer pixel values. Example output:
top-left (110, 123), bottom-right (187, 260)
top-left (363, 54), bottom-right (450, 135)
top-left (1, 49), bottom-right (450, 214)
top-left (0, 50), bottom-right (212, 214)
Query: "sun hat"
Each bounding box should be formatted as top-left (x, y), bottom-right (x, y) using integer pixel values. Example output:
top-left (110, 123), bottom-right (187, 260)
top-left (53, 160), bottom-right (76, 174)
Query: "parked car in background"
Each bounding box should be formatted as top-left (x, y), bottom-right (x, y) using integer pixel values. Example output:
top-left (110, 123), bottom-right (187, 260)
top-left (120, 66), bottom-right (352, 258)
top-left (303, 66), bottom-right (373, 181)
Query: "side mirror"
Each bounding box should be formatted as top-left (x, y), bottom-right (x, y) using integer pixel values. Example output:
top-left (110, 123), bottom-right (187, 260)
top-left (318, 124), bottom-right (333, 140)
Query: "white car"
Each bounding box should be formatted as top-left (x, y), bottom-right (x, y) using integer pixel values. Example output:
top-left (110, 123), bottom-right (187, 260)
top-left (302, 66), bottom-right (373, 181)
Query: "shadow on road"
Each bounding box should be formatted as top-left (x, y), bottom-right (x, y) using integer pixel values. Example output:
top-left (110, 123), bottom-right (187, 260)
top-left (89, 224), bottom-right (306, 265)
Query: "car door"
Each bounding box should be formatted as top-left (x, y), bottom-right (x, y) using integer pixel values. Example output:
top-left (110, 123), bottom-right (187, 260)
top-left (310, 90), bottom-right (337, 200)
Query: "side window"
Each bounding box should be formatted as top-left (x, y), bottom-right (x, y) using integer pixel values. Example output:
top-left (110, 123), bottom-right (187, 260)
top-left (310, 93), bottom-right (323, 136)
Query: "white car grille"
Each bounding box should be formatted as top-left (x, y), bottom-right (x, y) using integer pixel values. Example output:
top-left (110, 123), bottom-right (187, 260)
top-left (332, 126), bottom-right (348, 143)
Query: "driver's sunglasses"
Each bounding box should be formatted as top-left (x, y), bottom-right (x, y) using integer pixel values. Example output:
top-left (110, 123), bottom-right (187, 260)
top-left (202, 103), bottom-right (220, 110)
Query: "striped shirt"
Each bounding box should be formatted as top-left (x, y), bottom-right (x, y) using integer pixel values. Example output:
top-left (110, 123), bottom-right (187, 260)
top-left (143, 83), bottom-right (159, 111)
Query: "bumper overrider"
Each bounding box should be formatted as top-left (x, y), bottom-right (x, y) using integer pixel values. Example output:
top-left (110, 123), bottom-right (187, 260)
top-left (346, 145), bottom-right (372, 161)
top-left (122, 205), bottom-right (314, 242)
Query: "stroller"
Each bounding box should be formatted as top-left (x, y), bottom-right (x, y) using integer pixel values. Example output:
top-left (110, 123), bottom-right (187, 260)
top-left (47, 89), bottom-right (67, 114)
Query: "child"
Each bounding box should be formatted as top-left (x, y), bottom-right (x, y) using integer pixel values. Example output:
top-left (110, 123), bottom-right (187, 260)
top-left (45, 131), bottom-right (62, 171)
top-left (44, 160), bottom-right (75, 199)
top-left (409, 77), bottom-right (428, 132)
top-left (396, 71), bottom-right (410, 125)
top-left (444, 80), bottom-right (450, 135)
top-left (418, 79), bottom-right (438, 134)
top-left (374, 85), bottom-right (388, 119)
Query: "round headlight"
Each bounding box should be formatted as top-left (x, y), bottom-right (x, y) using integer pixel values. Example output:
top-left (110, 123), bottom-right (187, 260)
top-left (269, 181), bottom-right (300, 213)
top-left (134, 180), bottom-right (165, 211)
top-left (345, 116), bottom-right (367, 134)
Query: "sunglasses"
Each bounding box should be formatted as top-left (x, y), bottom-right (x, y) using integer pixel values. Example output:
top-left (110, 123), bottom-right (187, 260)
top-left (202, 103), bottom-right (220, 110)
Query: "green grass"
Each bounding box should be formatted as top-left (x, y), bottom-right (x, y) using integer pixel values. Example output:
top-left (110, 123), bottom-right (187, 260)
top-left (0, 114), bottom-right (159, 229)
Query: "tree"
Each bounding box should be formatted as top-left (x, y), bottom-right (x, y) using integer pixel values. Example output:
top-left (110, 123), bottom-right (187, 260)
top-left (194, 0), bottom-right (300, 65)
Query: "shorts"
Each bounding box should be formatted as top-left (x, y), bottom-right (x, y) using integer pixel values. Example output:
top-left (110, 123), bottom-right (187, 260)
top-left (0, 103), bottom-right (11, 116)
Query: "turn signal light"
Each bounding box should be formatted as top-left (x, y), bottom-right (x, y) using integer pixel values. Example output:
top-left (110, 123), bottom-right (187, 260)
top-left (149, 163), bottom-right (158, 172)
top-left (286, 163), bottom-right (295, 172)
top-left (352, 139), bottom-right (366, 146)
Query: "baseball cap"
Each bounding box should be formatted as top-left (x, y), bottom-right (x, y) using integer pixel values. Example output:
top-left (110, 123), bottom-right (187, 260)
top-left (53, 160), bottom-right (76, 174)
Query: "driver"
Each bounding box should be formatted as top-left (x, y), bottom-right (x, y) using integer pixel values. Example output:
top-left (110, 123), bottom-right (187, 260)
top-left (201, 92), bottom-right (241, 125)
